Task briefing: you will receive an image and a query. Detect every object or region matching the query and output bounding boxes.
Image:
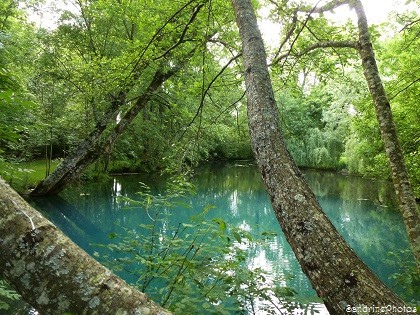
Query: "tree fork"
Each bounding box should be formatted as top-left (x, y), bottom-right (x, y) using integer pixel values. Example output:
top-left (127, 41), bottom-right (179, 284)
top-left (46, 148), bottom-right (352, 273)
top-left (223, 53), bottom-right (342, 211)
top-left (230, 0), bottom-right (411, 313)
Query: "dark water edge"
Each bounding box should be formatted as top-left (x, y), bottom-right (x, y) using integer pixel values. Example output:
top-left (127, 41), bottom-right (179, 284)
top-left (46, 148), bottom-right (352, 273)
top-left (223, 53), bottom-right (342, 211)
top-left (3, 162), bottom-right (416, 314)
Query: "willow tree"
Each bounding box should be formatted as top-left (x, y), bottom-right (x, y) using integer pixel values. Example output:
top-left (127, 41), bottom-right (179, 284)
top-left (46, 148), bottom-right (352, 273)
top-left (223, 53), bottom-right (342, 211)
top-left (267, 0), bottom-right (420, 265)
top-left (29, 0), bottom-right (212, 196)
top-left (230, 0), bottom-right (410, 313)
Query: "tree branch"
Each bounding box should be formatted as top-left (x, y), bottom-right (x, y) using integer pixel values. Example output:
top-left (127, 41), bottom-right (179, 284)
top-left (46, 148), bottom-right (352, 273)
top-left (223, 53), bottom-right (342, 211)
top-left (399, 17), bottom-right (420, 32)
top-left (155, 3), bottom-right (205, 60)
top-left (127, 0), bottom-right (197, 77)
top-left (300, 0), bottom-right (349, 14)
top-left (270, 5), bottom-right (317, 67)
top-left (175, 53), bottom-right (242, 142)
top-left (389, 77), bottom-right (420, 100)
top-left (272, 40), bottom-right (358, 63)
top-left (272, 11), bottom-right (298, 63)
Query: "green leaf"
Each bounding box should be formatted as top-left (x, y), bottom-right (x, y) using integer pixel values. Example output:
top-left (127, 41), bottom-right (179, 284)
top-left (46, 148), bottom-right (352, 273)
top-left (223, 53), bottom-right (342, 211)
top-left (275, 286), bottom-right (297, 297)
top-left (262, 231), bottom-right (277, 237)
top-left (202, 302), bottom-right (211, 309)
top-left (212, 218), bottom-right (226, 233)
top-left (0, 301), bottom-right (10, 310)
top-left (233, 231), bottom-right (241, 243)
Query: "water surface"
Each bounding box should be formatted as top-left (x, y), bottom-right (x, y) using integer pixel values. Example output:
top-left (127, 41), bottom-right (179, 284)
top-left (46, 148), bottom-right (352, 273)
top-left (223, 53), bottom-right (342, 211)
top-left (16, 162), bottom-right (415, 313)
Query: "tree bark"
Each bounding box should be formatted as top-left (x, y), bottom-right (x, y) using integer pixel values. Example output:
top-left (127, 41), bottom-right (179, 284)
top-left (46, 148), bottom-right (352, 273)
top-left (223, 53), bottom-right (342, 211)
top-left (0, 176), bottom-right (171, 314)
top-left (29, 1), bottom-right (206, 197)
top-left (269, 0), bottom-right (420, 266)
top-left (230, 0), bottom-right (411, 313)
top-left (30, 69), bottom-right (175, 196)
top-left (350, 0), bottom-right (420, 265)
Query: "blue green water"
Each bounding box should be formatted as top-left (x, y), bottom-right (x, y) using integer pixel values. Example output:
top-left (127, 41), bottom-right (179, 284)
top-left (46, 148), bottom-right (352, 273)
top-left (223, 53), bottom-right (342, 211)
top-left (13, 162), bottom-right (416, 314)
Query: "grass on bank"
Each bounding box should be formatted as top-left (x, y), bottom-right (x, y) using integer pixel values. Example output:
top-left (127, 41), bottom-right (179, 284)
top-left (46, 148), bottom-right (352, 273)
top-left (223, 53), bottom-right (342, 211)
top-left (0, 159), bottom-right (59, 193)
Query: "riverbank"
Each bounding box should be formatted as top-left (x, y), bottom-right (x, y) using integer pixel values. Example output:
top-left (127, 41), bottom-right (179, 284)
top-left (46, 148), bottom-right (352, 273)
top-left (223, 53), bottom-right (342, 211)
top-left (2, 158), bottom-right (418, 201)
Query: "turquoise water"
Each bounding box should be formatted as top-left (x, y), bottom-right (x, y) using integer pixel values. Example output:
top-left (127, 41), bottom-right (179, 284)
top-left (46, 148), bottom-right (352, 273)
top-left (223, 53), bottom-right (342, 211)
top-left (10, 162), bottom-right (416, 314)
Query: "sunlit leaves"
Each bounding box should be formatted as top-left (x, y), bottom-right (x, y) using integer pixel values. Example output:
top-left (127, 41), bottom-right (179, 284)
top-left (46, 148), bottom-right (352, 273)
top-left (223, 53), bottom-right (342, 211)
top-left (276, 83), bottom-right (351, 170)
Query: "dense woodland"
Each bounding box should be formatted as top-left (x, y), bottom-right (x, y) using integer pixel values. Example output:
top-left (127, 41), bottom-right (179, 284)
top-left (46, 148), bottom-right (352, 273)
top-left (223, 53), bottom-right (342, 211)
top-left (0, 0), bottom-right (419, 314)
top-left (0, 0), bottom-right (418, 195)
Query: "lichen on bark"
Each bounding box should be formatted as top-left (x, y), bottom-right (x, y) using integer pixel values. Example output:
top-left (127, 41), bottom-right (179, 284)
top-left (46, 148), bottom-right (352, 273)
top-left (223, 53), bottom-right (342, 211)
top-left (350, 0), bottom-right (420, 265)
top-left (0, 177), bottom-right (171, 315)
top-left (230, 0), bottom-right (411, 313)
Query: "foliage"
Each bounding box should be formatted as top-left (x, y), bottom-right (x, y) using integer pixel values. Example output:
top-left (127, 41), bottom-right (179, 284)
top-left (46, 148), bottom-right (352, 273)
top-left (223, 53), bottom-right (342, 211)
top-left (340, 8), bottom-right (420, 196)
top-left (0, 0), bottom-right (418, 312)
top-left (0, 0), bottom-right (21, 32)
top-left (0, 0), bottom-right (418, 189)
top-left (277, 84), bottom-right (350, 170)
top-left (1, 0), bottom-right (251, 174)
top-left (379, 12), bottom-right (420, 196)
top-left (387, 250), bottom-right (420, 304)
top-left (0, 0), bottom-right (44, 192)
top-left (340, 72), bottom-right (389, 177)
top-left (0, 279), bottom-right (20, 311)
top-left (96, 178), bottom-right (301, 314)
top-left (0, 56), bottom-right (36, 155)
top-left (0, 159), bottom-right (60, 192)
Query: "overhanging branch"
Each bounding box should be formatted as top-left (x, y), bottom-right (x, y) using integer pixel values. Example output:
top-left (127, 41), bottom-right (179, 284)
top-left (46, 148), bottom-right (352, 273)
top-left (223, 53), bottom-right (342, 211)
top-left (271, 40), bottom-right (359, 65)
top-left (389, 77), bottom-right (420, 100)
top-left (300, 0), bottom-right (349, 14)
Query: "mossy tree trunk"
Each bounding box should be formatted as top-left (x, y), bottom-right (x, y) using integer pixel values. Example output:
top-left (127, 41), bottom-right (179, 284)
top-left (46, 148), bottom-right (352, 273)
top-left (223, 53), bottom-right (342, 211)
top-left (287, 0), bottom-right (420, 266)
top-left (350, 0), bottom-right (420, 264)
top-left (230, 0), bottom-right (410, 313)
top-left (29, 69), bottom-right (176, 197)
top-left (0, 177), bottom-right (171, 314)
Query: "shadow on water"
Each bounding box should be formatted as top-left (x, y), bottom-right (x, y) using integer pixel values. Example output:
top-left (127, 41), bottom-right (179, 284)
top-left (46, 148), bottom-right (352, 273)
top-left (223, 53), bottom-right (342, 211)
top-left (28, 195), bottom-right (107, 250)
top-left (6, 162), bottom-right (416, 314)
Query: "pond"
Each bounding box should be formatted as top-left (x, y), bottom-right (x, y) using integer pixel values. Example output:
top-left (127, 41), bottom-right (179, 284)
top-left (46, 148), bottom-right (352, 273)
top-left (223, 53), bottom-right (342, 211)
top-left (8, 162), bottom-right (416, 314)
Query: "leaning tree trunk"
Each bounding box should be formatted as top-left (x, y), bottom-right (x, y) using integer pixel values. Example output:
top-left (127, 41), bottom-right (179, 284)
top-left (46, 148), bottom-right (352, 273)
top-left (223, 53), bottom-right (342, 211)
top-left (351, 0), bottom-right (420, 264)
top-left (0, 177), bottom-right (171, 314)
top-left (230, 0), bottom-right (410, 313)
top-left (29, 1), bottom-right (205, 197)
top-left (30, 69), bottom-right (175, 196)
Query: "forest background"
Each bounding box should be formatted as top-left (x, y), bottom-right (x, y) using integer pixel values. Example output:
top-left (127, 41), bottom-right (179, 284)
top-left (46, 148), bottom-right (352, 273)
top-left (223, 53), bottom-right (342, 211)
top-left (0, 0), bottom-right (419, 198)
top-left (0, 0), bottom-right (419, 313)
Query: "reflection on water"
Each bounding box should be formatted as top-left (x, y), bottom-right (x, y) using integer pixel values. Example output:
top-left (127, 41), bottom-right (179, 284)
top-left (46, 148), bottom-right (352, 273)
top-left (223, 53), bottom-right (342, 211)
top-left (25, 162), bottom-right (414, 314)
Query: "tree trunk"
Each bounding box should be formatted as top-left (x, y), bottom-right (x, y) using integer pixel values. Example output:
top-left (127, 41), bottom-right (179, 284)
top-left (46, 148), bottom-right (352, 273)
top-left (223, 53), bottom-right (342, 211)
top-left (272, 0), bottom-right (420, 266)
top-left (230, 0), bottom-right (411, 313)
top-left (0, 176), bottom-right (171, 314)
top-left (29, 1), bottom-right (207, 197)
top-left (350, 0), bottom-right (420, 265)
top-left (30, 69), bottom-right (174, 196)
